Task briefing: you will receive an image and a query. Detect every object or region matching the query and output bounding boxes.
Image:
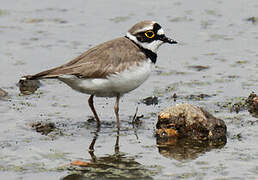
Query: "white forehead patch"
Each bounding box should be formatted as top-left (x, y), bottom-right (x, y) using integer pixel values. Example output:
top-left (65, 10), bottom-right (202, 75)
top-left (157, 28), bottom-right (164, 35)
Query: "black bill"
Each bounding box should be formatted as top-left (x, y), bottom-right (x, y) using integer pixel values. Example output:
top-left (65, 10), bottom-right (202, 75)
top-left (159, 35), bottom-right (177, 44)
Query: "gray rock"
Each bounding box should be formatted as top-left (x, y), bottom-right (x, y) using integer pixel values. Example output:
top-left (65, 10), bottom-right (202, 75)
top-left (246, 92), bottom-right (258, 117)
top-left (19, 79), bottom-right (40, 95)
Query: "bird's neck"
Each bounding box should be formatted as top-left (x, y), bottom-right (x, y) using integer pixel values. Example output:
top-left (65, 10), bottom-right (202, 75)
top-left (125, 35), bottom-right (157, 64)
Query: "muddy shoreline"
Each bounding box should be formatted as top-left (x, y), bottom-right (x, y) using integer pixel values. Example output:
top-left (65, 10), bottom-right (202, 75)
top-left (1, 0), bottom-right (258, 179)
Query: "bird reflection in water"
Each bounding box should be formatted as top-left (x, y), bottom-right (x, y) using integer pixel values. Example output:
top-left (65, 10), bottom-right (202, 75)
top-left (88, 125), bottom-right (120, 162)
top-left (62, 126), bottom-right (154, 180)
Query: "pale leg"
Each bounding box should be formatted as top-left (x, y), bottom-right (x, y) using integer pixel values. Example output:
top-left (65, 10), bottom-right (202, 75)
top-left (88, 95), bottom-right (101, 127)
top-left (114, 95), bottom-right (120, 129)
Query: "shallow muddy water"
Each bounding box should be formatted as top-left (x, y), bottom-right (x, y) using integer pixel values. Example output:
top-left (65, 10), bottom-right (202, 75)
top-left (0, 0), bottom-right (258, 179)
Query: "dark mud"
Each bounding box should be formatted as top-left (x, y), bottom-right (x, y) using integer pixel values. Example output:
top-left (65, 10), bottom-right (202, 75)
top-left (0, 0), bottom-right (258, 180)
top-left (141, 96), bottom-right (159, 106)
top-left (30, 121), bottom-right (56, 135)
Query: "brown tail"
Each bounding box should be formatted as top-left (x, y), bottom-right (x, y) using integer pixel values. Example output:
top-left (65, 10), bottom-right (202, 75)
top-left (19, 69), bottom-right (58, 94)
top-left (20, 66), bottom-right (63, 81)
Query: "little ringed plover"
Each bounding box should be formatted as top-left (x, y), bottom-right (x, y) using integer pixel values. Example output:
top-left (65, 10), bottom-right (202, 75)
top-left (21, 20), bottom-right (177, 128)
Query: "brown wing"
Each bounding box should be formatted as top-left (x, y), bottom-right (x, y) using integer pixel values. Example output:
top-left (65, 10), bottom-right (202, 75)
top-left (27, 37), bottom-right (147, 80)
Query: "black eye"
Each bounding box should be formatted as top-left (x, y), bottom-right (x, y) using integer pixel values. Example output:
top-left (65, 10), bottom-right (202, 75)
top-left (145, 30), bottom-right (155, 38)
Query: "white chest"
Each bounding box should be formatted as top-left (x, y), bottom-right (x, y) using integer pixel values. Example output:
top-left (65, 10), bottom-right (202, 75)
top-left (59, 60), bottom-right (154, 97)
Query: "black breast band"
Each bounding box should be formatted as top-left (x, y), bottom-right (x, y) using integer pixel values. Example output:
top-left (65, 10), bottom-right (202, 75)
top-left (125, 36), bottom-right (157, 64)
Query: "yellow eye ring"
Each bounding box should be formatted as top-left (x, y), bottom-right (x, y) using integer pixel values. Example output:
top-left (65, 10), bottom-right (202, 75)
top-left (145, 30), bottom-right (155, 38)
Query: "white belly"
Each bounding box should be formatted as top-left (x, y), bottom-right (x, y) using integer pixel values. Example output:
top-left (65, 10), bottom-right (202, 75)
top-left (58, 60), bottom-right (153, 97)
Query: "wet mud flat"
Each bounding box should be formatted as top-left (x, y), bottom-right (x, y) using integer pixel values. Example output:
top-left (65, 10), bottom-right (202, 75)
top-left (1, 0), bottom-right (258, 180)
